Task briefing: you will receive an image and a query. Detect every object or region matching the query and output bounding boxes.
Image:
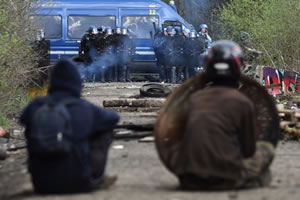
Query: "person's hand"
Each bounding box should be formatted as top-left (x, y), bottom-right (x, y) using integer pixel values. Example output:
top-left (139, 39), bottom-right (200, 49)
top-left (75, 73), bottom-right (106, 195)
top-left (0, 127), bottom-right (6, 137)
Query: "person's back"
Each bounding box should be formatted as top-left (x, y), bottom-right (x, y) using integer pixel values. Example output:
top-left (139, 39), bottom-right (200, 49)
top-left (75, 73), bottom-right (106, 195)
top-left (176, 86), bottom-right (255, 187)
top-left (95, 31), bottom-right (106, 53)
top-left (20, 60), bottom-right (119, 194)
top-left (156, 40), bottom-right (275, 190)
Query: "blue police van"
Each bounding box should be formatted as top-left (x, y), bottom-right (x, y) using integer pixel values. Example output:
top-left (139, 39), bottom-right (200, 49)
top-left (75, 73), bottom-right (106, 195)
top-left (31, 0), bottom-right (193, 72)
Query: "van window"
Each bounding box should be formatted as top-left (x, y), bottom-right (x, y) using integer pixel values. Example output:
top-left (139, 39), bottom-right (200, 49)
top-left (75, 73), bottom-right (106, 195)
top-left (122, 16), bottom-right (159, 39)
top-left (68, 16), bottom-right (116, 39)
top-left (30, 15), bottom-right (62, 39)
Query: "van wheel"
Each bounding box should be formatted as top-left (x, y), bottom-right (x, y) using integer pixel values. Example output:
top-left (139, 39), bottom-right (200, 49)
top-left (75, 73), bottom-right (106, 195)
top-left (140, 84), bottom-right (172, 98)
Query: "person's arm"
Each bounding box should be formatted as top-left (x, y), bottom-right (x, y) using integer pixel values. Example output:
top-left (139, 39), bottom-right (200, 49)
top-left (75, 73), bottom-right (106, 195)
top-left (240, 103), bottom-right (256, 158)
top-left (92, 105), bottom-right (120, 134)
top-left (20, 98), bottom-right (43, 126)
top-left (206, 35), bottom-right (212, 46)
top-left (79, 37), bottom-right (86, 57)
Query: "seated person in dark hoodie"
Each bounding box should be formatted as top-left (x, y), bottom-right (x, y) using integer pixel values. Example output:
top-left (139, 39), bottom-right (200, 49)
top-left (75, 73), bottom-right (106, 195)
top-left (169, 41), bottom-right (275, 190)
top-left (20, 59), bottom-right (120, 194)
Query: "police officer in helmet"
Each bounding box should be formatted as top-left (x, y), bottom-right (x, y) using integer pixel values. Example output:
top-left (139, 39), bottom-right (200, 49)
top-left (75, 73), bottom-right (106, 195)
top-left (199, 24), bottom-right (212, 51)
top-left (104, 27), bottom-right (117, 82)
top-left (164, 26), bottom-right (176, 83)
top-left (118, 27), bottom-right (132, 82)
top-left (79, 25), bottom-right (98, 65)
top-left (183, 30), bottom-right (205, 79)
top-left (173, 26), bottom-right (185, 83)
top-left (153, 27), bottom-right (167, 82)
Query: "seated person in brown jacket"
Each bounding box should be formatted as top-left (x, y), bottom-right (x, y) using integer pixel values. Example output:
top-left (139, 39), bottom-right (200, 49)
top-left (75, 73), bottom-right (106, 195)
top-left (170, 41), bottom-right (275, 190)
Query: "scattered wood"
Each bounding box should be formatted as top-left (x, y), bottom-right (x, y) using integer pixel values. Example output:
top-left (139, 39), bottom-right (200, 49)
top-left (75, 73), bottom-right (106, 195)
top-left (107, 107), bottom-right (160, 113)
top-left (265, 83), bottom-right (282, 89)
top-left (279, 108), bottom-right (300, 139)
top-left (116, 124), bottom-right (154, 131)
top-left (103, 98), bottom-right (165, 108)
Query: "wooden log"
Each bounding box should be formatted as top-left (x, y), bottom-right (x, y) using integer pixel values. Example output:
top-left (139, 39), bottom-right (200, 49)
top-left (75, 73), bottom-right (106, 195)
top-left (103, 98), bottom-right (165, 108)
top-left (106, 107), bottom-right (160, 113)
top-left (278, 109), bottom-right (294, 114)
top-left (265, 83), bottom-right (282, 89)
top-left (116, 124), bottom-right (154, 131)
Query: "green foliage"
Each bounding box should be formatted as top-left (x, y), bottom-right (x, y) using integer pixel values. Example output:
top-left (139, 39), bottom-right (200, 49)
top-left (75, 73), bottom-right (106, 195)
top-left (0, 0), bottom-right (38, 129)
top-left (215, 0), bottom-right (300, 71)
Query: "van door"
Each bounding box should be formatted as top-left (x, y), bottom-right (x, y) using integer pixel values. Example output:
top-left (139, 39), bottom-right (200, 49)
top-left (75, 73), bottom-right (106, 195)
top-left (119, 8), bottom-right (159, 64)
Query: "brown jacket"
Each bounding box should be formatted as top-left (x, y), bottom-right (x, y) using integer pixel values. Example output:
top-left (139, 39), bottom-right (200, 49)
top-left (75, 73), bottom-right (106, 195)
top-left (174, 86), bottom-right (256, 181)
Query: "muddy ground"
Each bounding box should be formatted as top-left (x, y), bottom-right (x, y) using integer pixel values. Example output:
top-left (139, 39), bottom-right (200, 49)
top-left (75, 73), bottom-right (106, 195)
top-left (1, 82), bottom-right (300, 200)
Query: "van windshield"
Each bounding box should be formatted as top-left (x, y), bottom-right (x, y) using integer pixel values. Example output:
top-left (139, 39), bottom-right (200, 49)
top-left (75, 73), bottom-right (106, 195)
top-left (30, 15), bottom-right (62, 39)
top-left (122, 16), bottom-right (159, 39)
top-left (68, 16), bottom-right (116, 39)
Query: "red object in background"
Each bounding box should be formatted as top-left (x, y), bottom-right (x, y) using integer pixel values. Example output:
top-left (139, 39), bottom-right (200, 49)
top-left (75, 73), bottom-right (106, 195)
top-left (283, 71), bottom-right (297, 93)
top-left (0, 127), bottom-right (6, 137)
top-left (263, 67), bottom-right (282, 95)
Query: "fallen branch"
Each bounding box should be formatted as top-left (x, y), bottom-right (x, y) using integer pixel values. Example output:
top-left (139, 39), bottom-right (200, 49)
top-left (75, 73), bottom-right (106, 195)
top-left (116, 124), bottom-right (154, 131)
top-left (265, 83), bottom-right (282, 89)
top-left (103, 98), bottom-right (165, 108)
top-left (107, 107), bottom-right (160, 113)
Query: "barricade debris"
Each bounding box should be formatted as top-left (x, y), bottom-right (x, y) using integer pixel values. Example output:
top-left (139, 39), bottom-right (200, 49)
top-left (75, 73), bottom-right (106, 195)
top-left (277, 99), bottom-right (300, 139)
top-left (103, 98), bottom-right (165, 113)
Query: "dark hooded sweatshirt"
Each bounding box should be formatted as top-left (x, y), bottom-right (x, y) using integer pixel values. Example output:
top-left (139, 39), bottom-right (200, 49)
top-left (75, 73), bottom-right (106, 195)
top-left (20, 60), bottom-right (119, 194)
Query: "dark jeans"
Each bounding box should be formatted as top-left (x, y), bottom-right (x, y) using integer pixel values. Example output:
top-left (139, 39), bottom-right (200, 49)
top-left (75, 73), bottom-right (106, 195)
top-left (88, 131), bottom-right (113, 190)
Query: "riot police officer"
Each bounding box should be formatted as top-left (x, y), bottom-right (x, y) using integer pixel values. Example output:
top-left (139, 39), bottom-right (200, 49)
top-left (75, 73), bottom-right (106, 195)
top-left (95, 26), bottom-right (106, 52)
top-left (153, 27), bottom-right (167, 82)
top-left (116, 27), bottom-right (132, 82)
top-left (113, 27), bottom-right (123, 82)
top-left (31, 29), bottom-right (50, 86)
top-left (104, 27), bottom-right (118, 82)
top-left (173, 26), bottom-right (185, 83)
top-left (94, 26), bottom-right (108, 82)
top-left (78, 26), bottom-right (98, 65)
top-left (164, 26), bottom-right (177, 83)
top-left (198, 24), bottom-right (212, 52)
top-left (183, 31), bottom-right (205, 78)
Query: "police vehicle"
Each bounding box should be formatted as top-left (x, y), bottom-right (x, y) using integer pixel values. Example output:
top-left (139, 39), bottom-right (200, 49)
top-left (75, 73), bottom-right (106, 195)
top-left (31, 0), bottom-right (193, 72)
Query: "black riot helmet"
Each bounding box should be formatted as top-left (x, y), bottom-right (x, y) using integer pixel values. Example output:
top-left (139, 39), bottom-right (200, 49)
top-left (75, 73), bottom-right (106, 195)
top-left (98, 25), bottom-right (105, 32)
top-left (174, 26), bottom-right (182, 35)
top-left (205, 40), bottom-right (243, 85)
top-left (87, 25), bottom-right (98, 34)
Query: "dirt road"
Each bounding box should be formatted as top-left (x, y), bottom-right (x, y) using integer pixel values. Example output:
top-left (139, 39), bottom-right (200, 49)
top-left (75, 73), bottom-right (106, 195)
top-left (1, 83), bottom-right (300, 200)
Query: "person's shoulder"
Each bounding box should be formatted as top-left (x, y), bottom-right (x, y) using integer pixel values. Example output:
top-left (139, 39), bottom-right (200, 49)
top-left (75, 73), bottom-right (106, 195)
top-left (82, 34), bottom-right (90, 39)
top-left (74, 98), bottom-right (95, 109)
top-left (20, 97), bottom-right (47, 124)
top-left (78, 99), bottom-right (108, 112)
top-left (27, 96), bottom-right (46, 108)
